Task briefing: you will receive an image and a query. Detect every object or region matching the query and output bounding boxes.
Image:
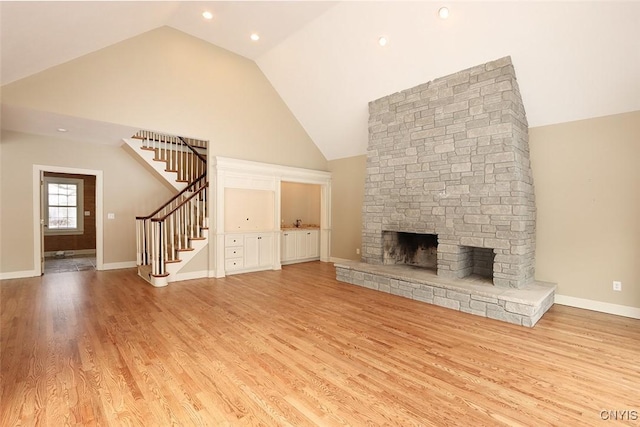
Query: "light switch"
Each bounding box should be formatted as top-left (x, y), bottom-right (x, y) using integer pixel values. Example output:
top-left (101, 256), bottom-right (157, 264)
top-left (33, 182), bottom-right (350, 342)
top-left (107, 213), bottom-right (115, 220)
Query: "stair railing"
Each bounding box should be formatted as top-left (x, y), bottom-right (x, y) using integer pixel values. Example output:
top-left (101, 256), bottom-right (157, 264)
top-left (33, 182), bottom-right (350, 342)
top-left (133, 130), bottom-right (207, 184)
top-left (134, 130), bottom-right (209, 279)
top-left (147, 181), bottom-right (208, 277)
top-left (135, 173), bottom-right (207, 268)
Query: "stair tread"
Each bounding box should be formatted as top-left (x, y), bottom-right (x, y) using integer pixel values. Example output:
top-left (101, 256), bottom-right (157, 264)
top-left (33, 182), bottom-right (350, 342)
top-left (151, 273), bottom-right (170, 278)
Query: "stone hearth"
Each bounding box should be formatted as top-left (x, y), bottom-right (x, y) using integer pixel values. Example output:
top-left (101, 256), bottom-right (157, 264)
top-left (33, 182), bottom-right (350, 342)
top-left (336, 261), bottom-right (555, 327)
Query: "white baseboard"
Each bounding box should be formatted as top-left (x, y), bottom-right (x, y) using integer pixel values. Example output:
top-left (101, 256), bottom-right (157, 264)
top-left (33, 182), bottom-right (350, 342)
top-left (554, 294), bottom-right (640, 319)
top-left (329, 257), bottom-right (356, 264)
top-left (209, 270), bottom-right (224, 278)
top-left (101, 261), bottom-right (137, 271)
top-left (0, 270), bottom-right (39, 280)
top-left (173, 270), bottom-right (209, 282)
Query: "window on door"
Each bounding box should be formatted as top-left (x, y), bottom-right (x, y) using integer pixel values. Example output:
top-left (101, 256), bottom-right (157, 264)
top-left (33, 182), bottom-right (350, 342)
top-left (44, 176), bottom-right (84, 235)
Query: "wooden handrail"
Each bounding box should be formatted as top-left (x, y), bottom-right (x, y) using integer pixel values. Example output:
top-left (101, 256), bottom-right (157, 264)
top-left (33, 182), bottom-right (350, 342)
top-left (177, 136), bottom-right (207, 164)
top-left (135, 173), bottom-right (207, 221)
top-left (152, 182), bottom-right (207, 222)
top-left (133, 131), bottom-right (208, 149)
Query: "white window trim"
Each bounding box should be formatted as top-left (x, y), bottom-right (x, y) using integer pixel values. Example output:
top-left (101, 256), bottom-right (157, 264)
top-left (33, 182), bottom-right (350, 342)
top-left (44, 176), bottom-right (84, 236)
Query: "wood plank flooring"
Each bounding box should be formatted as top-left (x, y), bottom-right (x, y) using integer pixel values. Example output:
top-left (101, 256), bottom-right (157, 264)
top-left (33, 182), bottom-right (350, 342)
top-left (1, 262), bottom-right (639, 426)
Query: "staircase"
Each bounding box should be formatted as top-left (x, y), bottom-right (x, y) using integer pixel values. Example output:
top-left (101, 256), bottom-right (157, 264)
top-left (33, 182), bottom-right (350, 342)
top-left (128, 131), bottom-right (209, 287)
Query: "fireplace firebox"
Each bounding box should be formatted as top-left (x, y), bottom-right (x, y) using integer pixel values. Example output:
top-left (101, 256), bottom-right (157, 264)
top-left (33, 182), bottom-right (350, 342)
top-left (383, 231), bottom-right (437, 270)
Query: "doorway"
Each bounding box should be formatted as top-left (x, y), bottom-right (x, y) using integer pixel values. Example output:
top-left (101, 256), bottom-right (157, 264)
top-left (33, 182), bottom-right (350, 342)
top-left (33, 165), bottom-right (104, 275)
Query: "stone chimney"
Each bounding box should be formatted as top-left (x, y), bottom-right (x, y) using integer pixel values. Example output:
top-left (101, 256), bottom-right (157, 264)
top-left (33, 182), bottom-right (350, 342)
top-left (362, 56), bottom-right (535, 288)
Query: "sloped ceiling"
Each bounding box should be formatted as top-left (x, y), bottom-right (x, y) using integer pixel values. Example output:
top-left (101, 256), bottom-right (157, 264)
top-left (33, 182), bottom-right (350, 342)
top-left (2, 1), bottom-right (639, 160)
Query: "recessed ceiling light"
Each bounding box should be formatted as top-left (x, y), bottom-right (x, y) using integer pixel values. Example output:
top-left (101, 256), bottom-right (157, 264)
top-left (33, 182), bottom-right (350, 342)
top-left (250, 33), bottom-right (260, 41)
top-left (438, 7), bottom-right (450, 19)
top-left (202, 11), bottom-right (213, 20)
top-left (378, 36), bottom-right (388, 47)
top-left (57, 128), bottom-right (68, 132)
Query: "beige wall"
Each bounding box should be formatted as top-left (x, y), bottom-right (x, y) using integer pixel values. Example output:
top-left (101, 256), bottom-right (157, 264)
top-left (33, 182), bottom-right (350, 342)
top-left (1, 26), bottom-right (327, 171)
top-left (327, 112), bottom-right (640, 309)
top-left (529, 111), bottom-right (640, 308)
top-left (0, 26), bottom-right (330, 276)
top-left (280, 182), bottom-right (321, 227)
top-left (0, 130), bottom-right (173, 272)
top-left (225, 189), bottom-right (275, 232)
top-left (327, 155), bottom-right (366, 261)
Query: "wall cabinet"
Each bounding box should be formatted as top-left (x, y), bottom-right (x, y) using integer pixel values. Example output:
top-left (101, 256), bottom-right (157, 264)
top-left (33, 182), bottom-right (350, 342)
top-left (281, 229), bottom-right (320, 265)
top-left (225, 233), bottom-right (273, 274)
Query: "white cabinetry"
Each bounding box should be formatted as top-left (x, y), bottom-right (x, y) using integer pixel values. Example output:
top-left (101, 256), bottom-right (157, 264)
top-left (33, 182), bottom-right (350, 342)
top-left (305, 230), bottom-right (319, 259)
top-left (224, 234), bottom-right (244, 271)
top-left (225, 232), bottom-right (274, 274)
top-left (281, 231), bottom-right (297, 262)
top-left (244, 233), bottom-right (273, 269)
top-left (281, 229), bottom-right (320, 265)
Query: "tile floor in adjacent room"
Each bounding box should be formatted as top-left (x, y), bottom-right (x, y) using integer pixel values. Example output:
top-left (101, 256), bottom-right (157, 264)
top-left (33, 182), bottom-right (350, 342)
top-left (44, 255), bottom-right (96, 274)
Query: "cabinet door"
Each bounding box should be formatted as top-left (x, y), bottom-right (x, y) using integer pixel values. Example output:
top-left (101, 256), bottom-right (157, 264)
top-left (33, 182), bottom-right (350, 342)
top-left (244, 235), bottom-right (260, 269)
top-left (295, 231), bottom-right (307, 259)
top-left (258, 234), bottom-right (273, 267)
top-left (306, 230), bottom-right (320, 258)
top-left (281, 232), bottom-right (296, 262)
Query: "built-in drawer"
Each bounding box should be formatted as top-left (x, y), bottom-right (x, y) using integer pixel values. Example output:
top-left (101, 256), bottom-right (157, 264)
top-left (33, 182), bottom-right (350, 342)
top-left (225, 234), bottom-right (243, 247)
top-left (225, 258), bottom-right (244, 271)
top-left (225, 247), bottom-right (244, 258)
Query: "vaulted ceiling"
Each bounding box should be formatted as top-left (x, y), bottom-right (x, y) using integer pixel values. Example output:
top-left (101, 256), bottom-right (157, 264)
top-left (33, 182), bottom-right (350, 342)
top-left (2, 1), bottom-right (639, 160)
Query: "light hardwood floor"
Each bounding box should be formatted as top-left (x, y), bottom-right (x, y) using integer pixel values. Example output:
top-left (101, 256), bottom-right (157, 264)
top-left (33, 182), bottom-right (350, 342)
top-left (1, 262), bottom-right (639, 426)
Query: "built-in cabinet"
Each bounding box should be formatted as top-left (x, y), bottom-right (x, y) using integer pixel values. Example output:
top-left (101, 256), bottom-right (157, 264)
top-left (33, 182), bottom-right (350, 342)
top-left (281, 229), bottom-right (320, 264)
top-left (281, 231), bottom-right (297, 262)
top-left (225, 233), bottom-right (274, 274)
top-left (211, 157), bottom-right (331, 278)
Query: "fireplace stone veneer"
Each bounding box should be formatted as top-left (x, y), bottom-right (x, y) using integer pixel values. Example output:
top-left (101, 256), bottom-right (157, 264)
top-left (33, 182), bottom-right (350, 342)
top-left (362, 56), bottom-right (536, 289)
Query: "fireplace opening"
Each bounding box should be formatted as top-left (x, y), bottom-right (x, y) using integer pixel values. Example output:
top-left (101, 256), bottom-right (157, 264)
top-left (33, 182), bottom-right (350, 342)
top-left (383, 231), bottom-right (438, 270)
top-left (457, 246), bottom-right (495, 281)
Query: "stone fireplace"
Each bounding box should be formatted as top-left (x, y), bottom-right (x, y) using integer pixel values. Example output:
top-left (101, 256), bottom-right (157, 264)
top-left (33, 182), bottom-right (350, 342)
top-left (336, 56), bottom-right (555, 327)
top-left (362, 56), bottom-right (535, 289)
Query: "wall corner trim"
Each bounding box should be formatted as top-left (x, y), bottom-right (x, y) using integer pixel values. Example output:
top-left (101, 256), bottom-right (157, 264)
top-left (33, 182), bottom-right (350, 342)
top-left (101, 261), bottom-right (137, 271)
top-left (554, 294), bottom-right (640, 319)
top-left (174, 270), bottom-right (209, 282)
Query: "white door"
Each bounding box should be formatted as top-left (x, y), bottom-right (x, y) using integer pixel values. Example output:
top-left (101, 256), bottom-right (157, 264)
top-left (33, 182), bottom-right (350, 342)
top-left (306, 230), bottom-right (320, 258)
top-left (40, 170), bottom-right (45, 275)
top-left (244, 235), bottom-right (260, 268)
top-left (258, 234), bottom-right (273, 267)
top-left (281, 232), bottom-right (296, 262)
top-left (295, 231), bottom-right (307, 259)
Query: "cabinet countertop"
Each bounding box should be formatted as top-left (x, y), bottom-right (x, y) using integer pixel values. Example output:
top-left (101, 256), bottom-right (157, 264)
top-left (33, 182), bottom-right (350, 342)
top-left (281, 226), bottom-right (320, 231)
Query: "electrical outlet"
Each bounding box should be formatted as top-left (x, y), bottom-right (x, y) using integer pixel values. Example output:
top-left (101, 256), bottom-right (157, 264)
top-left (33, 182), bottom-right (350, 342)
top-left (356, 248), bottom-right (360, 255)
top-left (613, 281), bottom-right (622, 291)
